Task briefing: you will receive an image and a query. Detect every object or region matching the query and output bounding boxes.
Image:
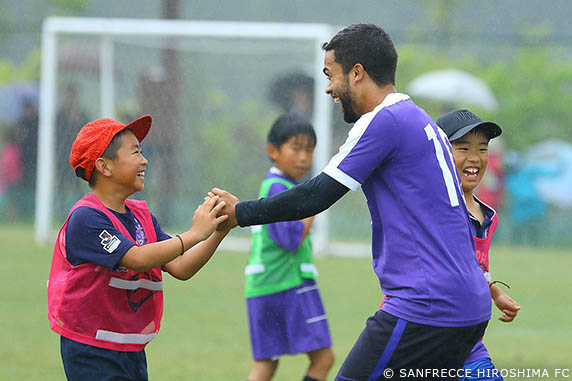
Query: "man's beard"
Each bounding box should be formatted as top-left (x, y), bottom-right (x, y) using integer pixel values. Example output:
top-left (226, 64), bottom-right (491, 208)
top-left (338, 79), bottom-right (360, 123)
top-left (341, 96), bottom-right (359, 123)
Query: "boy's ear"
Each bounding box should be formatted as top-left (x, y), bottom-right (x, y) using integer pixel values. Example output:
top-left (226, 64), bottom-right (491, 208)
top-left (267, 143), bottom-right (279, 162)
top-left (94, 157), bottom-right (113, 178)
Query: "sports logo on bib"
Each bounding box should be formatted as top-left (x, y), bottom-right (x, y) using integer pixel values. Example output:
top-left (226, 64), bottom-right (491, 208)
top-left (126, 272), bottom-right (162, 312)
top-left (99, 230), bottom-right (121, 253)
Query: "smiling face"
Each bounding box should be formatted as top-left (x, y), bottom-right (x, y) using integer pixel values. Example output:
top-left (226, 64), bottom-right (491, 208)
top-left (107, 129), bottom-right (148, 194)
top-left (323, 50), bottom-right (360, 123)
top-left (268, 134), bottom-right (315, 181)
top-left (451, 129), bottom-right (489, 194)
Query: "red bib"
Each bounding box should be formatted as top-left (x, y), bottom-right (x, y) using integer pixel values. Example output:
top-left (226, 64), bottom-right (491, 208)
top-left (473, 209), bottom-right (498, 282)
top-left (48, 193), bottom-right (163, 351)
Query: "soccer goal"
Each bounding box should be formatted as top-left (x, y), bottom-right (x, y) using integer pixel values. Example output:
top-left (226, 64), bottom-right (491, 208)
top-left (36, 17), bottom-right (371, 255)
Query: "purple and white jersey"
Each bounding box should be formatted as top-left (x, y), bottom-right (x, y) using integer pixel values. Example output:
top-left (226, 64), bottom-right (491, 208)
top-left (323, 93), bottom-right (491, 327)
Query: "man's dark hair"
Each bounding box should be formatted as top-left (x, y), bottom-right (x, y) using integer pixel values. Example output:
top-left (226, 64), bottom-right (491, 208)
top-left (267, 113), bottom-right (317, 149)
top-left (88, 128), bottom-right (131, 187)
top-left (322, 24), bottom-right (398, 86)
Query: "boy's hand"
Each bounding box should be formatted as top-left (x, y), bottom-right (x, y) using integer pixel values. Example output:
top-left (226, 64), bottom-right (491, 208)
top-left (191, 196), bottom-right (228, 241)
top-left (209, 188), bottom-right (239, 230)
top-left (493, 292), bottom-right (521, 322)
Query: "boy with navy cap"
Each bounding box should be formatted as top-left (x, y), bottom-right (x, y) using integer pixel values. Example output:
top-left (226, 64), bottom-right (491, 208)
top-left (48, 115), bottom-right (229, 380)
top-left (438, 109), bottom-right (521, 381)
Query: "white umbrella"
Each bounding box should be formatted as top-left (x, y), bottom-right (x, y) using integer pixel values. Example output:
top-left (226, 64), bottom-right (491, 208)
top-left (406, 69), bottom-right (498, 111)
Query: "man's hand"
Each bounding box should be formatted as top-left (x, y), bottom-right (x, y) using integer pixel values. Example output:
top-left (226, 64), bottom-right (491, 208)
top-left (209, 188), bottom-right (239, 230)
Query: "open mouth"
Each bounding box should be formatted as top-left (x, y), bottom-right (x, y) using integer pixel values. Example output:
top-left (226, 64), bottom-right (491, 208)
top-left (462, 167), bottom-right (479, 178)
top-left (332, 96), bottom-right (343, 112)
top-left (136, 171), bottom-right (146, 178)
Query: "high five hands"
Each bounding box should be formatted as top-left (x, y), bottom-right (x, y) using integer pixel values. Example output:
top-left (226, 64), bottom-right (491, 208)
top-left (208, 188), bottom-right (240, 231)
top-left (191, 196), bottom-right (228, 240)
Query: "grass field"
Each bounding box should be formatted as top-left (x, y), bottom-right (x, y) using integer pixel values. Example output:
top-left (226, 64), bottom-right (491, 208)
top-left (1, 224), bottom-right (571, 380)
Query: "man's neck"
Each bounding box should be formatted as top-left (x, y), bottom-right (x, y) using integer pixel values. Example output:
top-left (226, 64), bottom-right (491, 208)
top-left (359, 83), bottom-right (397, 115)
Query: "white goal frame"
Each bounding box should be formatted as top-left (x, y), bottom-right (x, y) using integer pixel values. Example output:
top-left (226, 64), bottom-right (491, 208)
top-left (36, 17), bottom-right (336, 252)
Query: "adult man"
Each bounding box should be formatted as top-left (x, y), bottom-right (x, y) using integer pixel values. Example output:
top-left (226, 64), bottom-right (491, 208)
top-left (213, 24), bottom-right (490, 380)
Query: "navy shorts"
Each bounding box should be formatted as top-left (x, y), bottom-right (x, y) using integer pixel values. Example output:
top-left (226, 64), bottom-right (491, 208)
top-left (335, 310), bottom-right (488, 381)
top-left (60, 336), bottom-right (148, 380)
top-left (247, 279), bottom-right (332, 360)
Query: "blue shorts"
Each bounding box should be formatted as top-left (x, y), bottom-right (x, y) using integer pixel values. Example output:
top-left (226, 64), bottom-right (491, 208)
top-left (60, 336), bottom-right (148, 380)
top-left (461, 358), bottom-right (504, 381)
top-left (246, 279), bottom-right (332, 360)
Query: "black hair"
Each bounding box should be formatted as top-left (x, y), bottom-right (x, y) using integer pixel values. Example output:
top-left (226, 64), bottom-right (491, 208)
top-left (267, 113), bottom-right (317, 150)
top-left (451, 126), bottom-right (492, 143)
top-left (322, 24), bottom-right (398, 86)
top-left (88, 128), bottom-right (131, 187)
top-left (470, 126), bottom-right (491, 140)
top-left (268, 72), bottom-right (314, 111)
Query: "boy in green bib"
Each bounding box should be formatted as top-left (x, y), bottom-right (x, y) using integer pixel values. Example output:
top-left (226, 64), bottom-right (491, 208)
top-left (245, 113), bottom-right (334, 381)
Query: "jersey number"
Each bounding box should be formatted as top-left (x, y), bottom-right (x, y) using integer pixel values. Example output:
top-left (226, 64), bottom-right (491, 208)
top-left (424, 124), bottom-right (459, 207)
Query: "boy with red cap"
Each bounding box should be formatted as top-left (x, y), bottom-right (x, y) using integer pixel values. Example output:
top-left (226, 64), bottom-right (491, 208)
top-left (48, 115), bottom-right (228, 380)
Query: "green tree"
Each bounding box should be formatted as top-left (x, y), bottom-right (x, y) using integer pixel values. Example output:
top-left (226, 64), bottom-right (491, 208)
top-left (397, 43), bottom-right (572, 151)
top-left (46, 0), bottom-right (88, 15)
top-left (0, 0), bottom-right (88, 85)
top-left (484, 47), bottom-right (572, 150)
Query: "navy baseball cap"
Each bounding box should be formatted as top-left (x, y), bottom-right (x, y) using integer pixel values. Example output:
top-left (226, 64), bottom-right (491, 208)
top-left (437, 109), bottom-right (502, 141)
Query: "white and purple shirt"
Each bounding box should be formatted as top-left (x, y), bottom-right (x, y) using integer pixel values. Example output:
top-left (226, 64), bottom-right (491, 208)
top-left (323, 93), bottom-right (491, 327)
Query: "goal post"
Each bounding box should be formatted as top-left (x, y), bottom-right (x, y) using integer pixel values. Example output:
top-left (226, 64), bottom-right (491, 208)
top-left (36, 17), bottom-right (371, 256)
top-left (36, 17), bottom-right (335, 250)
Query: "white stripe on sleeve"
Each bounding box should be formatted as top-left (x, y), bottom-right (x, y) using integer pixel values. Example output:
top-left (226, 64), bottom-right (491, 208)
top-left (322, 166), bottom-right (361, 191)
top-left (322, 93), bottom-right (411, 192)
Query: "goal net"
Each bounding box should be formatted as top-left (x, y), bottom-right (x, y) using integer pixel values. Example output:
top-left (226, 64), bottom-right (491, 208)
top-left (36, 17), bottom-right (371, 255)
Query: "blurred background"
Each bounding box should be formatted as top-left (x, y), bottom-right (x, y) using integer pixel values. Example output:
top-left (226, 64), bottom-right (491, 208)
top-left (1, 0), bottom-right (571, 249)
top-left (1, 1), bottom-right (571, 380)
top-left (2, 0), bottom-right (572, 249)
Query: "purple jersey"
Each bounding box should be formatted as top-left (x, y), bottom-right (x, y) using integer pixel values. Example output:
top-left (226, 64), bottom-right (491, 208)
top-left (266, 169), bottom-right (305, 252)
top-left (323, 93), bottom-right (491, 327)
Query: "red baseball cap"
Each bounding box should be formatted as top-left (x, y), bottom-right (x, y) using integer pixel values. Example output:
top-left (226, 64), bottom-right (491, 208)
top-left (69, 114), bottom-right (152, 181)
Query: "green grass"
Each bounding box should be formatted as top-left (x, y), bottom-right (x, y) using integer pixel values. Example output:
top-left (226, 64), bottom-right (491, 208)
top-left (1, 224), bottom-right (571, 380)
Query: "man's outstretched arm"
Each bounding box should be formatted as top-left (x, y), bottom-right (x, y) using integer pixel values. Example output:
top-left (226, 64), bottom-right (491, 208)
top-left (211, 172), bottom-right (350, 228)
